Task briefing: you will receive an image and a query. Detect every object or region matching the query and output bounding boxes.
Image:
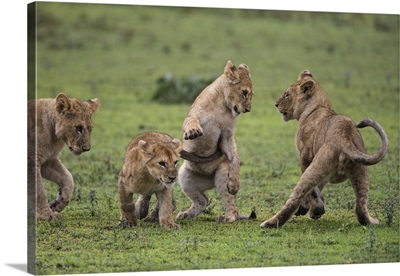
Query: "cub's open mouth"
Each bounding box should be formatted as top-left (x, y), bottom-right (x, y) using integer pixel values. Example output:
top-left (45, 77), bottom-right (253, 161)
top-left (278, 109), bottom-right (287, 116)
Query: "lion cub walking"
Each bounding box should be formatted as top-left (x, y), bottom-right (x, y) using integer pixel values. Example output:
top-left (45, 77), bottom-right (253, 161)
top-left (28, 93), bottom-right (99, 220)
top-left (118, 132), bottom-right (182, 230)
top-left (177, 60), bottom-right (253, 222)
top-left (261, 70), bottom-right (388, 228)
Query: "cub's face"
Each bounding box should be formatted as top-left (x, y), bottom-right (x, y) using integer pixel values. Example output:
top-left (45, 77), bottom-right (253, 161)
top-left (223, 61), bottom-right (253, 117)
top-left (54, 93), bottom-right (99, 155)
top-left (275, 70), bottom-right (315, 122)
top-left (139, 139), bottom-right (182, 188)
top-left (275, 84), bottom-right (296, 122)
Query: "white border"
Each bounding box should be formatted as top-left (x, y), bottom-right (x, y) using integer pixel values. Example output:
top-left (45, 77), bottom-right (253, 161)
top-left (1, 1), bottom-right (398, 276)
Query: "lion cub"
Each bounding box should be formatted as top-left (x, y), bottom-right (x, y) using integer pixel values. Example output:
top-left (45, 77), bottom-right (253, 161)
top-left (27, 93), bottom-right (99, 220)
top-left (177, 60), bottom-right (254, 222)
top-left (118, 132), bottom-right (182, 230)
top-left (260, 70), bottom-right (388, 228)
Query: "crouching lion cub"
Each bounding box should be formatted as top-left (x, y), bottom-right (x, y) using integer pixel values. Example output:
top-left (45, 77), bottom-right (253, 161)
top-left (28, 93), bottom-right (99, 220)
top-left (177, 60), bottom-right (254, 222)
top-left (118, 132), bottom-right (182, 230)
top-left (260, 70), bottom-right (388, 228)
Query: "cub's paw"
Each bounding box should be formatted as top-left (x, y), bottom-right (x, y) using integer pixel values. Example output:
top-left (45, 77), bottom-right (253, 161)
top-left (50, 198), bottom-right (65, 213)
top-left (309, 205), bottom-right (325, 220)
top-left (227, 178), bottom-right (240, 195)
top-left (295, 203), bottom-right (310, 216)
top-left (161, 221), bottom-right (181, 230)
top-left (143, 215), bottom-right (159, 223)
top-left (216, 214), bottom-right (237, 222)
top-left (176, 211), bottom-right (192, 220)
top-left (37, 210), bottom-right (62, 220)
top-left (184, 125), bottom-right (203, 140)
top-left (119, 218), bottom-right (137, 228)
top-left (260, 218), bottom-right (279, 228)
top-left (369, 217), bottom-right (379, 225)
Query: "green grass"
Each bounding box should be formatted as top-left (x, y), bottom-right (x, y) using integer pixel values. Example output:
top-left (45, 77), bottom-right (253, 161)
top-left (32, 2), bottom-right (399, 275)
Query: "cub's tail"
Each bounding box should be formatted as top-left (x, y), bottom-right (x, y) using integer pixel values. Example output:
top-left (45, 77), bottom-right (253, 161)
top-left (345, 118), bottom-right (389, 166)
top-left (179, 149), bottom-right (223, 163)
top-left (238, 209), bottom-right (257, 220)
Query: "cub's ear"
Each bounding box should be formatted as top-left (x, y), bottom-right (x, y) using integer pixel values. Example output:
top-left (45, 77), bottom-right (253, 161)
top-left (238, 63), bottom-right (251, 78)
top-left (171, 139), bottom-right (182, 153)
top-left (138, 140), bottom-right (154, 156)
top-left (56, 93), bottom-right (71, 114)
top-left (297, 70), bottom-right (313, 81)
top-left (85, 98), bottom-right (100, 114)
top-left (300, 80), bottom-right (315, 94)
top-left (224, 60), bottom-right (240, 84)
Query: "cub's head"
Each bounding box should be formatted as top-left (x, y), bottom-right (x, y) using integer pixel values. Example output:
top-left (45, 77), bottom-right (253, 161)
top-left (275, 70), bottom-right (317, 122)
top-left (138, 139), bottom-right (182, 188)
top-left (54, 93), bottom-right (99, 155)
top-left (223, 60), bottom-right (253, 117)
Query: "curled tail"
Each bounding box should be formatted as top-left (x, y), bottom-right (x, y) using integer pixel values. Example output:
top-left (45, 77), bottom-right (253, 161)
top-left (179, 149), bottom-right (223, 163)
top-left (345, 118), bottom-right (389, 165)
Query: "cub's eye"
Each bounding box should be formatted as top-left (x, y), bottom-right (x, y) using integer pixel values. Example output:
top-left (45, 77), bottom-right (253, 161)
top-left (76, 125), bottom-right (83, 134)
top-left (284, 92), bottom-right (290, 98)
top-left (242, 90), bottom-right (248, 98)
top-left (174, 160), bottom-right (179, 167)
top-left (158, 161), bottom-right (167, 168)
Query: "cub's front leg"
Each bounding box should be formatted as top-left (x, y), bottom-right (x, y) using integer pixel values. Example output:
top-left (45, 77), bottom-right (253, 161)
top-left (183, 116), bottom-right (203, 140)
top-left (41, 158), bottom-right (74, 214)
top-left (156, 188), bottom-right (180, 230)
top-left (118, 174), bottom-right (137, 227)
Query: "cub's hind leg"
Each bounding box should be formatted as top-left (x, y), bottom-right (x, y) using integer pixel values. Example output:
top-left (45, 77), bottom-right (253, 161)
top-left (30, 161), bottom-right (61, 220)
top-left (135, 195), bottom-right (151, 219)
top-left (143, 198), bottom-right (160, 223)
top-left (176, 163), bottom-right (213, 220)
top-left (349, 165), bottom-right (379, 225)
top-left (214, 160), bottom-right (240, 222)
top-left (261, 149), bottom-right (335, 228)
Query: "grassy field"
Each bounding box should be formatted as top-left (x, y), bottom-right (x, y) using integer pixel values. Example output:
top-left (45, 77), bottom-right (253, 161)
top-left (31, 2), bottom-right (399, 275)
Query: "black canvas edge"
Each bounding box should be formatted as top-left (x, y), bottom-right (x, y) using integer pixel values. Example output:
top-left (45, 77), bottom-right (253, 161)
top-left (27, 2), bottom-right (37, 275)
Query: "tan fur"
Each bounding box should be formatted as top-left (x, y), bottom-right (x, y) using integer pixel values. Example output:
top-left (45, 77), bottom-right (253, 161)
top-left (27, 93), bottom-right (99, 220)
top-left (260, 70), bottom-right (388, 228)
top-left (118, 132), bottom-right (182, 230)
top-left (177, 60), bottom-right (253, 222)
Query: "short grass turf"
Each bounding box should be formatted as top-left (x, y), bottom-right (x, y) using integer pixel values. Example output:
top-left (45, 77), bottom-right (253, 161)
top-left (31, 3), bottom-right (399, 274)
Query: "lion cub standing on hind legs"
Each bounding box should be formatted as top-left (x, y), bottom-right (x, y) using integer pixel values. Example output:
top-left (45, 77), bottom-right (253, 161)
top-left (260, 70), bottom-right (388, 228)
top-left (177, 60), bottom-right (255, 222)
top-left (28, 93), bottom-right (99, 220)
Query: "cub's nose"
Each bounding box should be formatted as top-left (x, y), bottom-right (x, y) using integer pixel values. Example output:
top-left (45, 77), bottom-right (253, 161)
top-left (169, 176), bottom-right (177, 181)
top-left (275, 102), bottom-right (279, 107)
top-left (82, 146), bottom-right (91, 152)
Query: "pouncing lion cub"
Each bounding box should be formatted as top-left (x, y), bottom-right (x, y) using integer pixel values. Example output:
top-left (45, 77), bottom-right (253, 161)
top-left (177, 60), bottom-right (254, 222)
top-left (28, 93), bottom-right (99, 220)
top-left (118, 132), bottom-right (182, 230)
top-left (260, 70), bottom-right (388, 228)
